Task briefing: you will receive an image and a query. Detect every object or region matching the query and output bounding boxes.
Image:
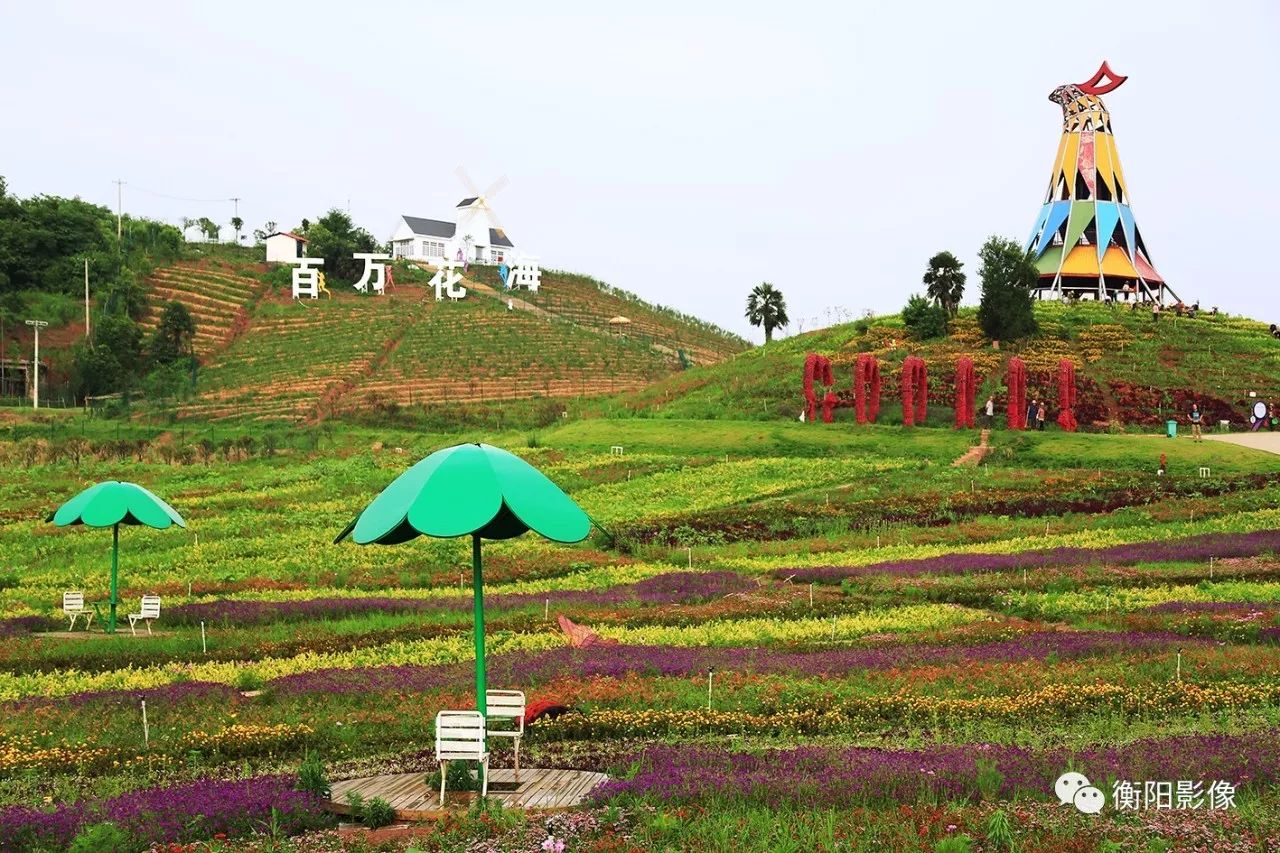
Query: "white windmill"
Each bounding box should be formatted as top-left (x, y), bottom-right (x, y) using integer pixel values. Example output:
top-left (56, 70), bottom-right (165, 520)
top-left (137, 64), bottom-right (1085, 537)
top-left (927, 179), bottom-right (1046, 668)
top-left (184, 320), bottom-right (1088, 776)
top-left (453, 167), bottom-right (515, 265)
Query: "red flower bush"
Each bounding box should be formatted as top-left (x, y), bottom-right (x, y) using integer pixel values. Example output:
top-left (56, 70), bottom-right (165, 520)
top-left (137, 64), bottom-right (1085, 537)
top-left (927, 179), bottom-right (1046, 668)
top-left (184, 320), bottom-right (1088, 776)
top-left (802, 353), bottom-right (833, 422)
top-left (853, 354), bottom-right (881, 424)
top-left (901, 356), bottom-right (928, 427)
top-left (953, 357), bottom-right (976, 429)
top-left (1057, 359), bottom-right (1078, 432)
top-left (1006, 357), bottom-right (1027, 429)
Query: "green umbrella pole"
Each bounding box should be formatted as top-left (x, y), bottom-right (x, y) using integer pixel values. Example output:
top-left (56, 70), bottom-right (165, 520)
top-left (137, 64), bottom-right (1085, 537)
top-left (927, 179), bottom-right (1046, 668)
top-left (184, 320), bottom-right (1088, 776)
top-left (472, 533), bottom-right (487, 717)
top-left (109, 523), bottom-right (119, 634)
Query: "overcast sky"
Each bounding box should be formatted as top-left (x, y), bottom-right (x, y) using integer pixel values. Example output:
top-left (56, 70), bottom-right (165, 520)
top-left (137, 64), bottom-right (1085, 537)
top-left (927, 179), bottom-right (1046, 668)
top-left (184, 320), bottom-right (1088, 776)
top-left (2, 1), bottom-right (1276, 342)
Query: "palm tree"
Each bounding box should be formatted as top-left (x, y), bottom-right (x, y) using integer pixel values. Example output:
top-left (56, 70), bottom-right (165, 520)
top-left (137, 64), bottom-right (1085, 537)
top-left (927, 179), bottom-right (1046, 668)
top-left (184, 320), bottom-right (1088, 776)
top-left (230, 216), bottom-right (243, 244)
top-left (745, 282), bottom-right (789, 343)
top-left (923, 251), bottom-right (966, 317)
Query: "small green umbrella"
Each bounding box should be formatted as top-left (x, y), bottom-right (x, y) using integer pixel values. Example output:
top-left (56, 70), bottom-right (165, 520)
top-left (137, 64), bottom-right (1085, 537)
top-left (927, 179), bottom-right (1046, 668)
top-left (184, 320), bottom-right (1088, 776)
top-left (50, 481), bottom-right (186, 634)
top-left (335, 443), bottom-right (591, 715)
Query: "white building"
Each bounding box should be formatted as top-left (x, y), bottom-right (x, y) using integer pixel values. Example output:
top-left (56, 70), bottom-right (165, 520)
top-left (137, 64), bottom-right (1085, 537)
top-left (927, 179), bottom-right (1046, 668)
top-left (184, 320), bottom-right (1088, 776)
top-left (264, 231), bottom-right (308, 263)
top-left (389, 198), bottom-right (515, 265)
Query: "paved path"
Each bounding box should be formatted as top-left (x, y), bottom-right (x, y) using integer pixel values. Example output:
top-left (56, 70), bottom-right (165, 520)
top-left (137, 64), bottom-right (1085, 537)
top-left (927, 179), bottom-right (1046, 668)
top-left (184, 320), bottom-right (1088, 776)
top-left (1204, 432), bottom-right (1280, 455)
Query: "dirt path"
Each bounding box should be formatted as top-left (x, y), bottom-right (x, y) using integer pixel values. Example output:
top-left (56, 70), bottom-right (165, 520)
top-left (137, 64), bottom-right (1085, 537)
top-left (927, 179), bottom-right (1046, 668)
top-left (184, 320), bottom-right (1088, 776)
top-left (1205, 432), bottom-right (1280, 455)
top-left (952, 429), bottom-right (991, 467)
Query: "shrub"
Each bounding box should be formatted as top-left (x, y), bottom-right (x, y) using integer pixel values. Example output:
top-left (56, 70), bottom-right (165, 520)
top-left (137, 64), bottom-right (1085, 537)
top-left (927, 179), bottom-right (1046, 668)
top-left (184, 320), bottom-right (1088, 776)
top-left (902, 294), bottom-right (949, 340)
top-left (362, 797), bottom-right (396, 829)
top-left (297, 752), bottom-right (330, 799)
top-left (934, 836), bottom-right (974, 853)
top-left (68, 823), bottom-right (131, 853)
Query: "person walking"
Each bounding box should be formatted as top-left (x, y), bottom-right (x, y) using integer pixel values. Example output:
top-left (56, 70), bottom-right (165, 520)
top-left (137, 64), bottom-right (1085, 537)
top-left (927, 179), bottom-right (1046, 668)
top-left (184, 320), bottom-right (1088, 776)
top-left (1036, 401), bottom-right (1047, 431)
top-left (984, 395), bottom-right (995, 428)
top-left (1189, 402), bottom-right (1203, 443)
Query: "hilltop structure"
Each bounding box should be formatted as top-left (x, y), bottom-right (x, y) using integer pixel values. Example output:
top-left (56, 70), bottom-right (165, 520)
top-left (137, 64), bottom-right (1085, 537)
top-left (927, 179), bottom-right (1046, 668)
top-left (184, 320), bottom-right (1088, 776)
top-left (390, 198), bottom-right (515, 265)
top-left (1024, 63), bottom-right (1177, 303)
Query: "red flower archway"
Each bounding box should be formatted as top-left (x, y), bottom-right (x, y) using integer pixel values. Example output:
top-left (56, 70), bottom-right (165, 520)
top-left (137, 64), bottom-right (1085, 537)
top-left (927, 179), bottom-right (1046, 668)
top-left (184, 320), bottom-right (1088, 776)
top-left (901, 356), bottom-right (928, 427)
top-left (954, 357), bottom-right (976, 429)
top-left (1057, 358), bottom-right (1078, 432)
top-left (853, 353), bottom-right (881, 424)
top-left (1006, 357), bottom-right (1027, 429)
top-left (802, 353), bottom-right (833, 422)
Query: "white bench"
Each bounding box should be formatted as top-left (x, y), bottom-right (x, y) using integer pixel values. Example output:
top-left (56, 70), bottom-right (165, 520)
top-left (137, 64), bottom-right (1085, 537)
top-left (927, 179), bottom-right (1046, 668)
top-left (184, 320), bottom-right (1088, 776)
top-left (62, 591), bottom-right (94, 631)
top-left (128, 595), bottom-right (161, 636)
top-left (435, 710), bottom-right (489, 804)
top-left (485, 690), bottom-right (526, 774)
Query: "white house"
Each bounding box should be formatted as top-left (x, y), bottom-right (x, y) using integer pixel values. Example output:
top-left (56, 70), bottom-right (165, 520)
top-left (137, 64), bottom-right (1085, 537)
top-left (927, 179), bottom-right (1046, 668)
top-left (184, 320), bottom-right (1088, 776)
top-left (264, 231), bottom-right (308, 263)
top-left (389, 198), bottom-right (515, 265)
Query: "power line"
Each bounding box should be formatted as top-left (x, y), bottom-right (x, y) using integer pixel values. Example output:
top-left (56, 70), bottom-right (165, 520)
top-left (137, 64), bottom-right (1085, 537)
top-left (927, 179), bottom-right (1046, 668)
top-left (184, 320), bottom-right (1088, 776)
top-left (127, 185), bottom-right (239, 205)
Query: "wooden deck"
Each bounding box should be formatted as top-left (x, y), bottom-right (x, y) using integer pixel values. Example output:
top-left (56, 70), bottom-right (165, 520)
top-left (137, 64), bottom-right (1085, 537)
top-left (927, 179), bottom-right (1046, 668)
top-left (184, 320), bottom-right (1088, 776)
top-left (329, 768), bottom-right (609, 819)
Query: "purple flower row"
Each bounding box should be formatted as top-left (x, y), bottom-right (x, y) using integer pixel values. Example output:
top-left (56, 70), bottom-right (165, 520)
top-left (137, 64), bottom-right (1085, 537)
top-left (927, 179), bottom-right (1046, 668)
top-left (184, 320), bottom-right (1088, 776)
top-left (593, 731), bottom-right (1280, 807)
top-left (266, 629), bottom-right (1190, 698)
top-left (0, 774), bottom-right (330, 852)
top-left (777, 529), bottom-right (1280, 583)
top-left (164, 571), bottom-right (752, 627)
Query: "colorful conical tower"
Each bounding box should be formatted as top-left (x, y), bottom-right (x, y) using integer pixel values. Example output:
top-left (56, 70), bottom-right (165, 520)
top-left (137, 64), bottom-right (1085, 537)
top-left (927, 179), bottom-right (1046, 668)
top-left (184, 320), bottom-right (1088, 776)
top-left (1024, 63), bottom-right (1176, 302)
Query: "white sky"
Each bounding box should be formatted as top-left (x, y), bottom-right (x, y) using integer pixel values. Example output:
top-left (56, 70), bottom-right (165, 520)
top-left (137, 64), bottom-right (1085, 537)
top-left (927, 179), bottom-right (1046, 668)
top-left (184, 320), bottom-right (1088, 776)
top-left (2, 0), bottom-right (1276, 342)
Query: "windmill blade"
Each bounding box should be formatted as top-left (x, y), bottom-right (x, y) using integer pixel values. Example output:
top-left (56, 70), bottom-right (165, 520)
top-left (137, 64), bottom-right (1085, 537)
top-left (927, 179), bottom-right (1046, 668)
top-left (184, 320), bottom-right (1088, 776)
top-left (454, 165), bottom-right (481, 198)
top-left (482, 174), bottom-right (509, 200)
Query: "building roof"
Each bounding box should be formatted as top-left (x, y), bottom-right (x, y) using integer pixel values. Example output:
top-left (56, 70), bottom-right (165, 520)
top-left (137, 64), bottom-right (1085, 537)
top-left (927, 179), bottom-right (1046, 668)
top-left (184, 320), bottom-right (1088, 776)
top-left (489, 228), bottom-right (514, 248)
top-left (265, 231), bottom-right (308, 243)
top-left (456, 197), bottom-right (479, 208)
top-left (401, 215), bottom-right (457, 238)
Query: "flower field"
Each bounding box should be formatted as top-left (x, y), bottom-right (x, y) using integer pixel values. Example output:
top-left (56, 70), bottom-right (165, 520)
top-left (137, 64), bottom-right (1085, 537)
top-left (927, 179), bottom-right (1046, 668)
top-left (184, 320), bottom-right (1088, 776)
top-left (4, 416), bottom-right (1280, 850)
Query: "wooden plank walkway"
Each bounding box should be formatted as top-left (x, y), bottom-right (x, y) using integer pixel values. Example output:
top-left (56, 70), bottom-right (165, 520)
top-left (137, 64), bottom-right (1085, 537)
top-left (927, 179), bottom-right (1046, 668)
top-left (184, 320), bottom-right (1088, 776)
top-left (329, 768), bottom-right (609, 819)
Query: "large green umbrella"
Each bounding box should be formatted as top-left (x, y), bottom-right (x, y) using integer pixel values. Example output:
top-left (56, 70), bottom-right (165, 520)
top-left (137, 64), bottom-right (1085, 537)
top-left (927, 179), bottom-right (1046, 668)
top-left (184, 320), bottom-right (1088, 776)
top-left (50, 481), bottom-right (186, 633)
top-left (335, 443), bottom-right (591, 715)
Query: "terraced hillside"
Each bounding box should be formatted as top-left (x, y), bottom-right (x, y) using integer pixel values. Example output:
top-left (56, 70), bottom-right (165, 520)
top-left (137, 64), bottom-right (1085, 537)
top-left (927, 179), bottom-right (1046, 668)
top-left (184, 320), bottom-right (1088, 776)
top-left (605, 301), bottom-right (1280, 426)
top-left (139, 260), bottom-right (267, 357)
top-left (151, 259), bottom-right (745, 421)
top-left (337, 296), bottom-right (671, 413)
top-left (465, 266), bottom-right (748, 366)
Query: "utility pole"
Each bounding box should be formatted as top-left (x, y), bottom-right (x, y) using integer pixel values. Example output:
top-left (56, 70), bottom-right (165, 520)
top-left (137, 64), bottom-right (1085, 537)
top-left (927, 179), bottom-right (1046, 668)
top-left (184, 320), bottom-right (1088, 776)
top-left (84, 259), bottom-right (91, 342)
top-left (113, 179), bottom-right (125, 241)
top-left (25, 320), bottom-right (48, 409)
top-left (230, 197), bottom-right (240, 219)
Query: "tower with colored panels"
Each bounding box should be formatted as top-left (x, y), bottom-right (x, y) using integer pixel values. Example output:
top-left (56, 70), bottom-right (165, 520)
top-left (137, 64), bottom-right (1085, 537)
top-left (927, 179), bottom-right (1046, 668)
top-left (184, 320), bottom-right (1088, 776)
top-left (1024, 63), bottom-right (1176, 302)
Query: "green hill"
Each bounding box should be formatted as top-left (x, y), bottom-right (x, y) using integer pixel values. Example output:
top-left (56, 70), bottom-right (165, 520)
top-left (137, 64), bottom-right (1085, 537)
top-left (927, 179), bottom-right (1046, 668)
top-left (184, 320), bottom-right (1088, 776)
top-left (600, 301), bottom-right (1280, 427)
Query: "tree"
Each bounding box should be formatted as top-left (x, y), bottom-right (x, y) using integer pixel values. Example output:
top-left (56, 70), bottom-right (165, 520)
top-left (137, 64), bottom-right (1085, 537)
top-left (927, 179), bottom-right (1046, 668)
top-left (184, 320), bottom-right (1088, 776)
top-left (922, 251), bottom-right (966, 317)
top-left (976, 236), bottom-right (1039, 342)
top-left (304, 209), bottom-right (380, 282)
top-left (901, 294), bottom-right (948, 339)
top-left (252, 220), bottom-right (278, 245)
top-left (745, 282), bottom-right (789, 343)
top-left (196, 217), bottom-right (220, 243)
top-left (230, 216), bottom-right (243, 244)
top-left (148, 300), bottom-right (196, 366)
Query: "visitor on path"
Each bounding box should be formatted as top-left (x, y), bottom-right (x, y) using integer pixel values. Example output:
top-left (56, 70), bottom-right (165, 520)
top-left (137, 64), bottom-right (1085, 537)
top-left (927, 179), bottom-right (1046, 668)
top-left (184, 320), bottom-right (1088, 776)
top-left (1152, 302), bottom-right (1162, 322)
top-left (1027, 398), bottom-right (1038, 430)
top-left (1189, 403), bottom-right (1203, 442)
top-left (1036, 402), bottom-right (1047, 431)
top-left (984, 396), bottom-right (995, 428)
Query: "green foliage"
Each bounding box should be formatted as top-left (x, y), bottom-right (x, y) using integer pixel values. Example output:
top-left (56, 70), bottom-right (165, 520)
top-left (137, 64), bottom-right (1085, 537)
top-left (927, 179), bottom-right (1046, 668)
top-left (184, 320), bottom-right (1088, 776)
top-left (934, 836), bottom-right (974, 853)
top-left (984, 808), bottom-right (1016, 851)
top-left (362, 796), bottom-right (396, 828)
top-left (745, 281), bottom-right (788, 343)
top-left (426, 760), bottom-right (482, 793)
top-left (902, 293), bottom-right (949, 340)
top-left (67, 822), bottom-right (131, 853)
top-left (923, 250), bottom-right (966, 316)
top-left (148, 300), bottom-right (196, 366)
top-left (303, 209), bottom-right (380, 283)
top-left (976, 235), bottom-right (1038, 342)
top-left (297, 752), bottom-right (330, 799)
top-left (975, 758), bottom-right (1004, 800)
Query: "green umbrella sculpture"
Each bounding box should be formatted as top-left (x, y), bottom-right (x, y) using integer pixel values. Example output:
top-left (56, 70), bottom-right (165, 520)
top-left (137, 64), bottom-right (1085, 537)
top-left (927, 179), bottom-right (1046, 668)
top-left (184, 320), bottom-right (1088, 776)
top-left (50, 481), bottom-right (186, 634)
top-left (335, 443), bottom-right (591, 715)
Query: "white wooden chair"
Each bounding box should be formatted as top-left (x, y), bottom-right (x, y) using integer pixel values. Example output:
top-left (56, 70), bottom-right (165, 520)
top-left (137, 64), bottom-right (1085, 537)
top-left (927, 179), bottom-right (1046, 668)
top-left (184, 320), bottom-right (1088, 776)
top-left (434, 710), bottom-right (488, 805)
top-left (128, 595), bottom-right (161, 636)
top-left (62, 592), bottom-right (94, 631)
top-left (485, 690), bottom-right (526, 774)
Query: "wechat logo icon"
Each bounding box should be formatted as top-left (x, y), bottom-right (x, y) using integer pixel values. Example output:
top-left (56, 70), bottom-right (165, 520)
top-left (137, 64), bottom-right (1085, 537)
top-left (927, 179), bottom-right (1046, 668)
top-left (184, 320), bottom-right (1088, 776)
top-left (1055, 772), bottom-right (1105, 814)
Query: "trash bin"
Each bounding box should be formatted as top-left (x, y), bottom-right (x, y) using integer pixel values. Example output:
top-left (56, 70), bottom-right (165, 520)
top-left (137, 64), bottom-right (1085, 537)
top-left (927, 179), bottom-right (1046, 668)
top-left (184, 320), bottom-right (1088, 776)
top-left (1166, 420), bottom-right (1178, 438)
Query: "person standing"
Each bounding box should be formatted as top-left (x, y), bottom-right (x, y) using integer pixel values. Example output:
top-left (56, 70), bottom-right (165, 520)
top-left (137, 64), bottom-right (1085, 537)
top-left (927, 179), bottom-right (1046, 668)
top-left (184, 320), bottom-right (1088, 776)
top-left (984, 395), bottom-right (995, 428)
top-left (1036, 401), bottom-right (1047, 431)
top-left (1027, 398), bottom-right (1038, 431)
top-left (1189, 402), bottom-right (1203, 443)
top-left (1152, 302), bottom-right (1161, 322)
